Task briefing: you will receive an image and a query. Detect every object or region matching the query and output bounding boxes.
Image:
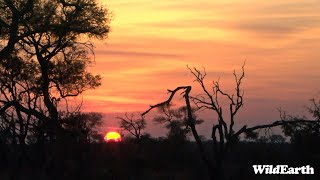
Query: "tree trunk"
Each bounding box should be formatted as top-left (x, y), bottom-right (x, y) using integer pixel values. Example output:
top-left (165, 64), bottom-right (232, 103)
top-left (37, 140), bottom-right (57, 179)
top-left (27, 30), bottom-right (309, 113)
top-left (39, 59), bottom-right (60, 143)
top-left (185, 87), bottom-right (215, 179)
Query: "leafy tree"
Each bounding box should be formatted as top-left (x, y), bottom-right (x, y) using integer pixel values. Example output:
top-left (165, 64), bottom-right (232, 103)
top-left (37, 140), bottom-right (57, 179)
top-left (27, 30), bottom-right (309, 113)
top-left (60, 112), bottom-right (104, 143)
top-left (0, 55), bottom-right (41, 144)
top-left (0, 0), bottom-right (35, 60)
top-left (269, 134), bottom-right (285, 144)
top-left (281, 99), bottom-right (320, 152)
top-left (153, 104), bottom-right (203, 143)
top-left (0, 0), bottom-right (110, 144)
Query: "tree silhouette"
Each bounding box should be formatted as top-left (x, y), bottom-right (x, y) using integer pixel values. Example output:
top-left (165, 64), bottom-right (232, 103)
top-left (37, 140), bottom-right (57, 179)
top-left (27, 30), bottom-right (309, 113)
top-left (269, 134), bottom-right (285, 144)
top-left (0, 0), bottom-right (35, 60)
top-left (142, 65), bottom-right (245, 179)
top-left (153, 104), bottom-right (203, 143)
top-left (60, 112), bottom-right (104, 143)
top-left (281, 99), bottom-right (320, 152)
top-left (118, 113), bottom-right (147, 141)
top-left (142, 64), bottom-right (320, 180)
top-left (0, 55), bottom-right (42, 145)
top-left (0, 0), bottom-right (110, 144)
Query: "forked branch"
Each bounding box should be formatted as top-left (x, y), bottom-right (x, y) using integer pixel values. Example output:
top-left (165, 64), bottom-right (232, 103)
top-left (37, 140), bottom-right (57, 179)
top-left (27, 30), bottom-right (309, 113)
top-left (118, 113), bottom-right (146, 139)
top-left (142, 86), bottom-right (191, 116)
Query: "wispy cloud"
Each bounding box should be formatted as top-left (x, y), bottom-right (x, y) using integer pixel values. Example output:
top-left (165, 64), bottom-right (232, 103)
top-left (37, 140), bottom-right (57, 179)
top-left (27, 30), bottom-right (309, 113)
top-left (95, 50), bottom-right (183, 58)
top-left (88, 0), bottom-right (320, 128)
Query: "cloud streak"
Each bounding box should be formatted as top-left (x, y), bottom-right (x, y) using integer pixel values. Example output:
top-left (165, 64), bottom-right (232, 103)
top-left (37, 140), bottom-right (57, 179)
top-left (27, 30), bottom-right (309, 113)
top-left (95, 50), bottom-right (184, 58)
top-left (86, 1), bottom-right (320, 135)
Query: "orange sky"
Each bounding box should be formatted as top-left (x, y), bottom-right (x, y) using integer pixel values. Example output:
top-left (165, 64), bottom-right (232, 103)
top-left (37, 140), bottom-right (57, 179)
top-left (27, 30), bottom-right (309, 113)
top-left (79, 0), bottom-right (320, 136)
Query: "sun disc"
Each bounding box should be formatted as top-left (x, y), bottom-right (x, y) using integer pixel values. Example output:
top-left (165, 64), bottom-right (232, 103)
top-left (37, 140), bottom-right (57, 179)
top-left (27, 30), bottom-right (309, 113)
top-left (105, 131), bottom-right (122, 142)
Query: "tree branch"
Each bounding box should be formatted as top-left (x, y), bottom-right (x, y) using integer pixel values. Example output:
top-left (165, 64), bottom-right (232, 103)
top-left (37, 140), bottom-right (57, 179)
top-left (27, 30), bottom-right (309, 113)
top-left (234, 119), bottom-right (319, 138)
top-left (142, 86), bottom-right (191, 116)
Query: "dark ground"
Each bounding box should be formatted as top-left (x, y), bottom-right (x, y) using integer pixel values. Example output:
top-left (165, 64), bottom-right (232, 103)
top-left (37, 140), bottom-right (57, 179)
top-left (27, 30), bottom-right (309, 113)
top-left (0, 140), bottom-right (319, 180)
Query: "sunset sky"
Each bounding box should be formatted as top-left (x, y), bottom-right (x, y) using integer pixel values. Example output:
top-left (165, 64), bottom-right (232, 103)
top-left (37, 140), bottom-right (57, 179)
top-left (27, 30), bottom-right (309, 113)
top-left (81, 0), bottom-right (320, 137)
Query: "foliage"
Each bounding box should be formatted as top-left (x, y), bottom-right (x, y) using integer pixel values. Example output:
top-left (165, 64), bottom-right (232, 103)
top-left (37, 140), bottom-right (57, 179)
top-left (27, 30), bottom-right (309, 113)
top-left (308, 98), bottom-right (320, 120)
top-left (60, 112), bottom-right (104, 143)
top-left (153, 104), bottom-right (203, 142)
top-left (244, 130), bottom-right (258, 140)
top-left (0, 0), bottom-right (110, 144)
top-left (281, 99), bottom-right (320, 152)
top-left (269, 134), bottom-right (285, 144)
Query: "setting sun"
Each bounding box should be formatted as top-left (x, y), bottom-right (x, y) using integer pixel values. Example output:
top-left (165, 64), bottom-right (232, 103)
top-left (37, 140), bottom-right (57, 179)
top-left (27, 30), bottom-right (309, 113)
top-left (105, 132), bottom-right (122, 142)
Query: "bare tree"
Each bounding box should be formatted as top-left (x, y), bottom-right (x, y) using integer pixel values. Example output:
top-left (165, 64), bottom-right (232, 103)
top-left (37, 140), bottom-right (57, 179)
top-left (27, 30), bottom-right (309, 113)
top-left (142, 64), bottom-right (245, 179)
top-left (142, 86), bottom-right (215, 178)
top-left (142, 64), bottom-right (319, 180)
top-left (118, 113), bottom-right (146, 140)
top-left (187, 64), bottom-right (245, 178)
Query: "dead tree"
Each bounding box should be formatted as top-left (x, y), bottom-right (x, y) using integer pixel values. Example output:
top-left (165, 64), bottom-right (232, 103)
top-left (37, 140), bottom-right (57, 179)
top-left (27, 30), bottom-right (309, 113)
top-left (118, 113), bottom-right (146, 140)
top-left (142, 86), bottom-right (214, 179)
top-left (142, 64), bottom-right (319, 180)
top-left (188, 64), bottom-right (245, 178)
top-left (142, 64), bottom-right (246, 178)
